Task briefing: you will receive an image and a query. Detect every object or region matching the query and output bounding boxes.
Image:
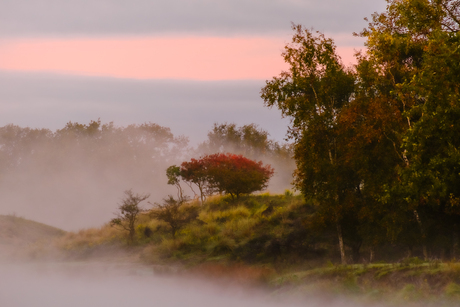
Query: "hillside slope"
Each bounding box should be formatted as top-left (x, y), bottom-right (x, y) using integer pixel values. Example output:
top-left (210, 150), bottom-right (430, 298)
top-left (0, 215), bottom-right (65, 260)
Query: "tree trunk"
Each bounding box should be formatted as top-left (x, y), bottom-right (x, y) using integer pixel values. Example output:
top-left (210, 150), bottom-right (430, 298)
top-left (413, 209), bottom-right (428, 260)
top-left (369, 247), bottom-right (374, 263)
top-left (352, 246), bottom-right (361, 264)
top-left (336, 221), bottom-right (347, 265)
top-left (199, 185), bottom-right (204, 205)
top-left (129, 228), bottom-right (135, 244)
top-left (453, 224), bottom-right (458, 259)
top-left (351, 242), bottom-right (362, 263)
top-left (407, 245), bottom-right (413, 258)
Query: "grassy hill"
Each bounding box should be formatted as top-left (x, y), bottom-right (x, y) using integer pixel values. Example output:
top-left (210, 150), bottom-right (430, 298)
top-left (0, 214), bottom-right (65, 260)
top-left (2, 194), bottom-right (460, 305)
top-left (56, 193), bottom-right (316, 265)
top-left (51, 193), bottom-right (460, 305)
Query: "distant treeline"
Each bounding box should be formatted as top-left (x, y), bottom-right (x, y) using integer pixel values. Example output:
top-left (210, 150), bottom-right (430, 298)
top-left (262, 1), bottom-right (460, 263)
top-left (0, 120), bottom-right (293, 229)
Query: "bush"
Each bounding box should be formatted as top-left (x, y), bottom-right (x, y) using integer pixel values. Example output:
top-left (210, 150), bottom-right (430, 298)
top-left (150, 196), bottom-right (198, 239)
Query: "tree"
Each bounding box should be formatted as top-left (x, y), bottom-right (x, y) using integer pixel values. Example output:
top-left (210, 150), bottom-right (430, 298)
top-left (385, 0), bottom-right (460, 258)
top-left (179, 158), bottom-right (211, 204)
top-left (166, 165), bottom-right (186, 201)
top-left (342, 0), bottom-right (460, 260)
top-left (199, 123), bottom-right (273, 159)
top-left (110, 190), bottom-right (150, 244)
top-left (197, 123), bottom-right (295, 194)
top-left (261, 24), bottom-right (357, 263)
top-left (150, 195), bottom-right (198, 239)
top-left (203, 153), bottom-right (274, 200)
top-left (262, 2), bottom-right (460, 262)
top-left (170, 153), bottom-right (274, 202)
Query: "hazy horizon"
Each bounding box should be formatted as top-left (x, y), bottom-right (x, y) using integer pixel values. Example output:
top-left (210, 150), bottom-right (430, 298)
top-left (0, 0), bottom-right (387, 146)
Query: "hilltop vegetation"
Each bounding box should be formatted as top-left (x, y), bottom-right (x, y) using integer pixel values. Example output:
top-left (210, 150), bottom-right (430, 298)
top-left (51, 193), bottom-right (460, 305)
top-left (56, 193), bottom-right (310, 264)
top-left (53, 193), bottom-right (455, 267)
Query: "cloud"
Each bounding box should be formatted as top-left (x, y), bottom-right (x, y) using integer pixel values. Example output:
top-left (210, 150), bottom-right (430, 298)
top-left (0, 71), bottom-right (290, 144)
top-left (0, 35), bottom-right (363, 80)
top-left (0, 0), bottom-right (387, 37)
top-left (0, 37), bottom-right (289, 80)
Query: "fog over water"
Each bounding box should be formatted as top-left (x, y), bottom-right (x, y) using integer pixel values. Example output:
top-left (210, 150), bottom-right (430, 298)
top-left (0, 262), bottom-right (371, 307)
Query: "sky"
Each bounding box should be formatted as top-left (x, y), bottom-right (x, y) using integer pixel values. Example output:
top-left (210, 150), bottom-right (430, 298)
top-left (0, 0), bottom-right (388, 144)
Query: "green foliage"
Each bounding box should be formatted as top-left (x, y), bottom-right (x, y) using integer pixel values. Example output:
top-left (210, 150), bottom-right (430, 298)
top-left (444, 282), bottom-right (460, 298)
top-left (397, 283), bottom-right (425, 301)
top-left (166, 165), bottom-right (186, 201)
top-left (261, 24), bottom-right (364, 264)
top-left (150, 196), bottom-right (198, 239)
top-left (148, 194), bottom-right (320, 264)
top-left (401, 257), bottom-right (425, 266)
top-left (261, 1), bottom-right (460, 263)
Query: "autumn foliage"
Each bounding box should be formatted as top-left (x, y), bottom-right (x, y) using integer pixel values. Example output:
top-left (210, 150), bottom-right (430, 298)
top-left (172, 153), bottom-right (274, 201)
top-left (262, 0), bottom-right (460, 263)
top-left (202, 153), bottom-right (274, 199)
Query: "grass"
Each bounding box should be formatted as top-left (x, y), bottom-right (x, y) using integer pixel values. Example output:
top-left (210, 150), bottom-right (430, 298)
top-left (267, 262), bottom-right (460, 305)
top-left (9, 193), bottom-right (460, 305)
top-left (145, 193), bottom-right (313, 264)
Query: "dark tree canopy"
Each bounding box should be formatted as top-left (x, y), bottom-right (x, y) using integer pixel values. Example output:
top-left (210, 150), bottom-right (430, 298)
top-left (261, 0), bottom-right (460, 262)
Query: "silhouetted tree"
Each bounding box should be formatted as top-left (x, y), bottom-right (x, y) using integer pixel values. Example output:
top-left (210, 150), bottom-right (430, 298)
top-left (111, 190), bottom-right (150, 244)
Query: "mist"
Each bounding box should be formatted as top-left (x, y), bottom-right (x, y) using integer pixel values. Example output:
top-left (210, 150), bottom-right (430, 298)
top-left (0, 72), bottom-right (291, 145)
top-left (0, 262), bottom-right (376, 307)
top-left (0, 120), bottom-right (448, 307)
top-left (0, 121), bottom-right (294, 231)
top-left (0, 121), bottom-right (186, 230)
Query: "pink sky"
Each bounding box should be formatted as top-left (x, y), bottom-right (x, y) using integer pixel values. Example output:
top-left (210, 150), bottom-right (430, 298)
top-left (0, 37), bottom-right (358, 80)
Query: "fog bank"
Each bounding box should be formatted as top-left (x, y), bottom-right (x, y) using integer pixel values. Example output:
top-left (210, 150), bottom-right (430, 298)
top-left (0, 121), bottom-right (294, 231)
top-left (0, 262), bottom-right (370, 307)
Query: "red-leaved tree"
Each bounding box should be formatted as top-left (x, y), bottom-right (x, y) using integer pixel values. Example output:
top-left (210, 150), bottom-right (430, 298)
top-left (205, 153), bottom-right (274, 199)
top-left (180, 158), bottom-right (210, 204)
top-left (177, 153), bottom-right (274, 201)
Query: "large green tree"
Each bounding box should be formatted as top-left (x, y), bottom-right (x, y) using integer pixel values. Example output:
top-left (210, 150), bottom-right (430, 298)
top-left (391, 0), bottom-right (460, 258)
top-left (261, 24), bottom-right (358, 263)
top-left (356, 0), bottom-right (460, 258)
top-left (263, 1), bottom-right (460, 262)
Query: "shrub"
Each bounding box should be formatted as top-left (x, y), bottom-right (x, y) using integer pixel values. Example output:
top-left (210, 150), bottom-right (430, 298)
top-left (150, 196), bottom-right (198, 239)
